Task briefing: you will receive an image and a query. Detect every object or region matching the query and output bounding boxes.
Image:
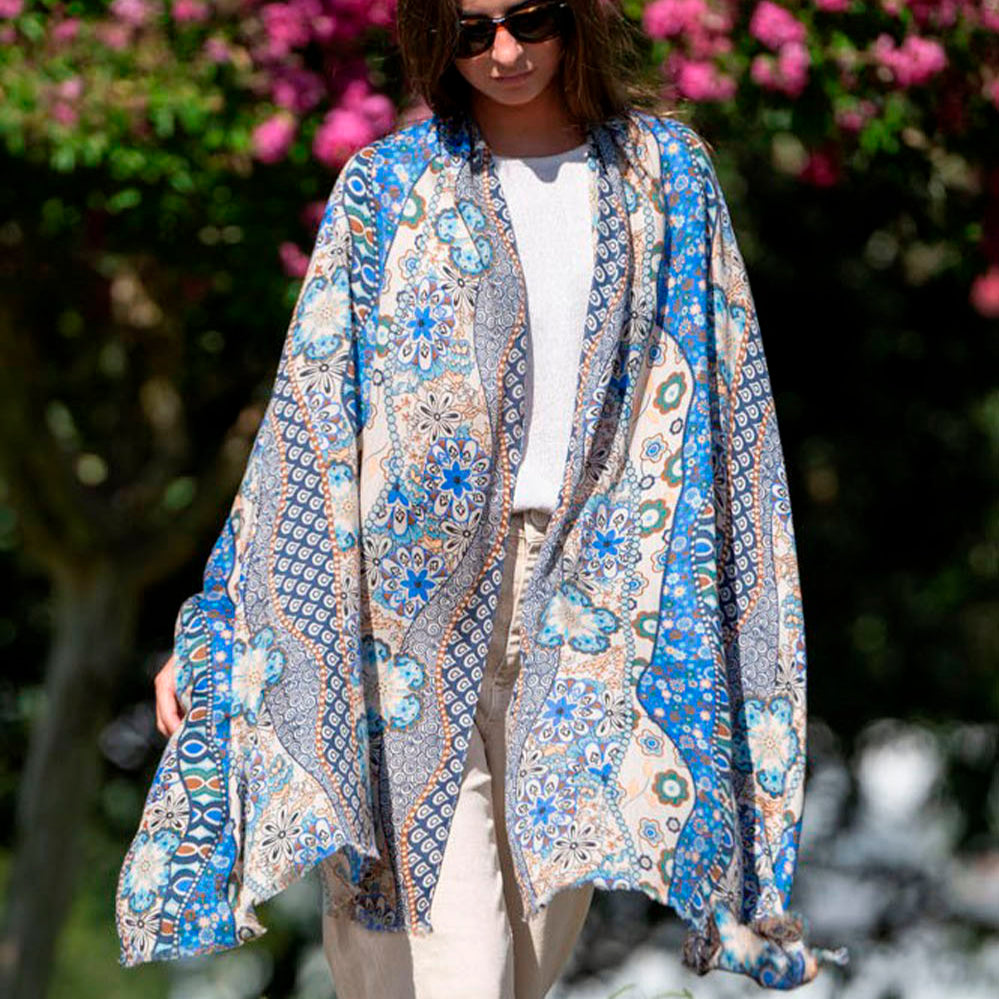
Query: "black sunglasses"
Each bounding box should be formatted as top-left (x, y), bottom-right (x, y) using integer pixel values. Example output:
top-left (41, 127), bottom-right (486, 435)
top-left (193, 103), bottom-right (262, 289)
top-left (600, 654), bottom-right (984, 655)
top-left (454, 1), bottom-right (572, 59)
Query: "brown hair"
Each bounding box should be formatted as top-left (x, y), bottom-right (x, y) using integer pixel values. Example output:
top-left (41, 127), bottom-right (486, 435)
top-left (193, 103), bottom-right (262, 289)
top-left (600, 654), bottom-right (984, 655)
top-left (394, 0), bottom-right (684, 129)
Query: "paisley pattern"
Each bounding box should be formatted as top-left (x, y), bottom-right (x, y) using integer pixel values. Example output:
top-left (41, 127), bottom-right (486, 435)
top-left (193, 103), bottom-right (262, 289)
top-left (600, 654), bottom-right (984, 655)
top-left (115, 110), bottom-right (849, 988)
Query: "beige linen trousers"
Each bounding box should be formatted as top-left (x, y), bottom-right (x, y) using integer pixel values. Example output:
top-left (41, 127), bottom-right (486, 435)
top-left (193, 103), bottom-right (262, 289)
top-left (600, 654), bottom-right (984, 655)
top-left (322, 508), bottom-right (596, 998)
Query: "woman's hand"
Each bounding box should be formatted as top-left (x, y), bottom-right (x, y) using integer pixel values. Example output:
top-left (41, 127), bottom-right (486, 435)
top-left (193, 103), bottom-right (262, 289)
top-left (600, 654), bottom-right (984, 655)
top-left (154, 653), bottom-right (186, 738)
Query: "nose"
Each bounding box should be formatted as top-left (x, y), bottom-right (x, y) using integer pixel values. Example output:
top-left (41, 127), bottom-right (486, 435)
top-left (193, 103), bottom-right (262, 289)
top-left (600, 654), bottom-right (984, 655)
top-left (490, 23), bottom-right (523, 64)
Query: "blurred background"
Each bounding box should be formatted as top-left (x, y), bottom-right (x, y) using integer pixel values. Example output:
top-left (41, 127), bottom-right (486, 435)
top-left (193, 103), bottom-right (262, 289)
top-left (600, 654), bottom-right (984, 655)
top-left (0, 1), bottom-right (997, 997)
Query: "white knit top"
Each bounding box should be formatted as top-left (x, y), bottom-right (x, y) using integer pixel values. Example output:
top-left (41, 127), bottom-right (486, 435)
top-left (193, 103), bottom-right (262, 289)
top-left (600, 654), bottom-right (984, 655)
top-left (493, 141), bottom-right (594, 515)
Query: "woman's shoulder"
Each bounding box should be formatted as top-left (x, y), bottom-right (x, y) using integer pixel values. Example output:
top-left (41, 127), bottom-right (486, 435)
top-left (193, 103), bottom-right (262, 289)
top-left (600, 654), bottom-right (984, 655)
top-left (331, 115), bottom-right (440, 206)
top-left (347, 114), bottom-right (440, 172)
top-left (604, 109), bottom-right (724, 213)
top-left (624, 108), bottom-right (713, 159)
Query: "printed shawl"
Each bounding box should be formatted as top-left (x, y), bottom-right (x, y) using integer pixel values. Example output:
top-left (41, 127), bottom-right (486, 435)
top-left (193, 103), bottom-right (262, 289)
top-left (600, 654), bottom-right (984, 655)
top-left (115, 109), bottom-right (850, 989)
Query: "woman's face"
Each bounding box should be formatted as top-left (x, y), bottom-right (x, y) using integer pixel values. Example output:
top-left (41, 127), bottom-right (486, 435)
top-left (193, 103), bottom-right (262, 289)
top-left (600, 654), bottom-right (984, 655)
top-left (451, 0), bottom-right (566, 112)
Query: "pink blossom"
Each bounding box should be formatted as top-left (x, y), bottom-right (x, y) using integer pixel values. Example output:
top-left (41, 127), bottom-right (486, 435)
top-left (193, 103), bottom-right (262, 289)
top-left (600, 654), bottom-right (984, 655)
top-left (749, 1), bottom-right (807, 50)
top-left (271, 67), bottom-right (326, 114)
top-left (335, 0), bottom-right (374, 17)
top-left (310, 11), bottom-right (338, 43)
top-left (0, 0), bottom-right (22, 19)
top-left (749, 40), bottom-right (811, 97)
top-left (339, 77), bottom-right (373, 110)
top-left (260, 1), bottom-right (312, 58)
top-left (835, 108), bottom-right (864, 131)
top-left (642, 0), bottom-right (708, 39)
top-left (51, 18), bottom-right (81, 41)
top-left (203, 35), bottom-right (230, 62)
top-left (252, 113), bottom-right (297, 164)
top-left (330, 0), bottom-right (395, 39)
top-left (668, 54), bottom-right (737, 101)
top-left (873, 32), bottom-right (947, 87)
top-left (110, 0), bottom-right (155, 27)
top-left (339, 78), bottom-right (395, 133)
top-left (327, 58), bottom-right (384, 107)
top-left (904, 34), bottom-right (948, 81)
top-left (172, 0), bottom-right (209, 22)
top-left (52, 102), bottom-right (78, 127)
top-left (366, 0), bottom-right (396, 29)
top-left (279, 241), bottom-right (310, 279)
top-left (982, 0), bottom-right (999, 31)
top-left (356, 92), bottom-right (395, 134)
top-left (798, 149), bottom-right (840, 186)
top-left (751, 53), bottom-right (777, 88)
top-left (96, 22), bottom-right (133, 49)
top-left (688, 28), bottom-right (734, 59)
top-left (970, 266), bottom-right (999, 318)
top-left (57, 76), bottom-right (84, 100)
top-left (312, 106), bottom-right (376, 170)
top-left (983, 76), bottom-right (999, 109)
top-left (814, 0), bottom-right (851, 10)
top-left (904, 0), bottom-right (963, 29)
top-left (834, 98), bottom-right (878, 131)
top-left (777, 39), bottom-right (811, 95)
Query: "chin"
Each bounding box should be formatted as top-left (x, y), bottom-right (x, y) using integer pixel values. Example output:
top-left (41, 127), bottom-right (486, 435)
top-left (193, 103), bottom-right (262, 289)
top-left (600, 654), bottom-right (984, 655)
top-left (486, 89), bottom-right (547, 108)
top-left (478, 74), bottom-right (560, 109)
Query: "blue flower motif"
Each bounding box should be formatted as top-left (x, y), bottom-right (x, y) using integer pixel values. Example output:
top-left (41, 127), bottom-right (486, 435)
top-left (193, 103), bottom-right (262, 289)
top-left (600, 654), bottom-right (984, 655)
top-left (378, 543), bottom-right (447, 619)
top-left (398, 276), bottom-right (455, 376)
top-left (423, 436), bottom-right (490, 522)
top-left (361, 637), bottom-right (426, 735)
top-left (291, 271), bottom-right (351, 360)
top-left (642, 433), bottom-right (667, 462)
top-left (434, 200), bottom-right (491, 274)
top-left (732, 695), bottom-right (799, 797)
top-left (232, 627), bottom-right (286, 725)
top-left (578, 499), bottom-right (631, 583)
top-left (639, 818), bottom-right (663, 845)
top-left (367, 480), bottom-right (424, 543)
top-left (513, 771), bottom-right (575, 856)
top-left (576, 738), bottom-right (617, 786)
top-left (122, 827), bottom-right (181, 912)
top-left (536, 677), bottom-right (604, 743)
top-left (537, 581), bottom-right (620, 654)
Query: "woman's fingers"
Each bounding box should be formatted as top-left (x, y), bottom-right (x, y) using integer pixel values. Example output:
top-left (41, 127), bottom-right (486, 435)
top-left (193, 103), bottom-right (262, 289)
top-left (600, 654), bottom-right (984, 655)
top-left (153, 653), bottom-right (184, 738)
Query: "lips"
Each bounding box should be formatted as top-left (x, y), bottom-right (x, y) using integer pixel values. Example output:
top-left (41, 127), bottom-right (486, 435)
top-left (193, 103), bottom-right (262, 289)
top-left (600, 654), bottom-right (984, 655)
top-left (496, 70), bottom-right (531, 81)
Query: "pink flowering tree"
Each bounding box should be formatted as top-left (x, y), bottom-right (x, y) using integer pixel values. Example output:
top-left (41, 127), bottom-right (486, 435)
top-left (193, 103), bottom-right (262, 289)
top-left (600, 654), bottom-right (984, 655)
top-left (0, 0), bottom-right (402, 276)
top-left (0, 3), bottom-right (405, 997)
top-left (637, 0), bottom-right (999, 315)
top-left (2, 0), bottom-right (997, 296)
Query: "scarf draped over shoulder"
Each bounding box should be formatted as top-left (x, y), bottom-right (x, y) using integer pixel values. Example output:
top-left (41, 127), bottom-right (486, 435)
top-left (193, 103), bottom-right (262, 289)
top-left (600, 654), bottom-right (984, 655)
top-left (115, 108), bottom-right (850, 990)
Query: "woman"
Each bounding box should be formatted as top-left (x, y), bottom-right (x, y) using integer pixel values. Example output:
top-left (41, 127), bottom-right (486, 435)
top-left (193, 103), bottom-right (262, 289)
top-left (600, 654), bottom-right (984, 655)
top-left (117, 0), bottom-right (849, 995)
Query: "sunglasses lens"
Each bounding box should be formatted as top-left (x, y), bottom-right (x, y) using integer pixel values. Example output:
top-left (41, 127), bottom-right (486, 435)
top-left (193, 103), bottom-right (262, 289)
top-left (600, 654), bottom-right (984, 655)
top-left (455, 3), bottom-right (566, 58)
top-left (509, 5), bottom-right (562, 42)
top-left (456, 21), bottom-right (495, 58)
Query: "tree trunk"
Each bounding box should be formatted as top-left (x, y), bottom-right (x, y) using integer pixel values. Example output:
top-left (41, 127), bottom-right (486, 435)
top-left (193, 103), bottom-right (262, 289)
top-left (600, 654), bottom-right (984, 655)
top-left (0, 560), bottom-right (139, 999)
